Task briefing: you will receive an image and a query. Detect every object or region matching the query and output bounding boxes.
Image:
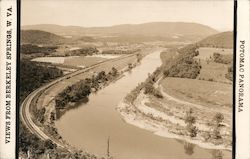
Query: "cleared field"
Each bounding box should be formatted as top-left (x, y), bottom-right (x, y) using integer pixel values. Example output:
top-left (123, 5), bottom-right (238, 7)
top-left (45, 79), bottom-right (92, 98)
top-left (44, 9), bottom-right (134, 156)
top-left (160, 77), bottom-right (232, 108)
top-left (63, 56), bottom-right (106, 68)
top-left (194, 47), bottom-right (233, 84)
top-left (32, 55), bottom-right (113, 68)
top-left (196, 47), bottom-right (233, 60)
top-left (31, 56), bottom-right (69, 64)
top-left (197, 61), bottom-right (231, 83)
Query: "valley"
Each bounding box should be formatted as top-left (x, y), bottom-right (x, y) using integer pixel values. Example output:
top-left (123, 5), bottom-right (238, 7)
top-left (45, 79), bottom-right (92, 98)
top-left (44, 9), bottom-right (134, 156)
top-left (19, 22), bottom-right (233, 159)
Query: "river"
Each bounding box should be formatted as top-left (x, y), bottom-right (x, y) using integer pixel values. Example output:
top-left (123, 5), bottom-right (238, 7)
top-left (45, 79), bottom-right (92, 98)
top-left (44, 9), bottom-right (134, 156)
top-left (55, 49), bottom-right (231, 159)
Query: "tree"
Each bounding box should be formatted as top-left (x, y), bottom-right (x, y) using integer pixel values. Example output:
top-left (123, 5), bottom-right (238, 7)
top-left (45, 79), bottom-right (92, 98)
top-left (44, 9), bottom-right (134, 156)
top-left (184, 142), bottom-right (194, 155)
top-left (212, 113), bottom-right (224, 139)
top-left (136, 53), bottom-right (143, 63)
top-left (44, 139), bottom-right (56, 150)
top-left (212, 150), bottom-right (223, 159)
top-left (214, 113), bottom-right (224, 126)
top-left (184, 108), bottom-right (198, 137)
top-left (128, 63), bottom-right (133, 70)
top-left (111, 67), bottom-right (118, 77)
top-left (144, 82), bottom-right (155, 94)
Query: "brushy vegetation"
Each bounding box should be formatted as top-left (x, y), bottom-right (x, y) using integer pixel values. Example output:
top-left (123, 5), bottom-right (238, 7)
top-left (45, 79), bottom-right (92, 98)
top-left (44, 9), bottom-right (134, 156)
top-left (102, 49), bottom-right (140, 55)
top-left (213, 53), bottom-right (232, 64)
top-left (125, 67), bottom-right (163, 104)
top-left (55, 67), bottom-right (119, 109)
top-left (225, 65), bottom-right (233, 81)
top-left (65, 47), bottom-right (99, 56)
top-left (212, 52), bottom-right (233, 81)
top-left (163, 44), bottom-right (201, 79)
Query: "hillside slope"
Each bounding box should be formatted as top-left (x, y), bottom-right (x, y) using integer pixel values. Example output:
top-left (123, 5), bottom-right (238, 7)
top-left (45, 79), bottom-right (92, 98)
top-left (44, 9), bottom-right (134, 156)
top-left (198, 31), bottom-right (233, 48)
top-left (21, 30), bottom-right (66, 45)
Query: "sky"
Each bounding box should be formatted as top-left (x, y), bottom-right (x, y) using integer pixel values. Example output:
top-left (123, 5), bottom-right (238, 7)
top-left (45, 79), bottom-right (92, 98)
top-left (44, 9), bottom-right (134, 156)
top-left (21, 0), bottom-right (234, 31)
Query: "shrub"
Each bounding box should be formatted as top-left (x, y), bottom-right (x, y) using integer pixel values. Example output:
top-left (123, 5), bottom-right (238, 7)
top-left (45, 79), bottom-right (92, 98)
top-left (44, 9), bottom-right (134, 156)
top-left (211, 113), bottom-right (224, 139)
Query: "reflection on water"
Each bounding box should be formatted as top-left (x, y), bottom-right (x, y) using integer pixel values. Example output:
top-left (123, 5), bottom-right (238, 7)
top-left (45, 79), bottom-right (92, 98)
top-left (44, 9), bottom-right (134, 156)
top-left (212, 150), bottom-right (224, 159)
top-left (56, 97), bottom-right (89, 119)
top-left (55, 50), bottom-right (232, 159)
top-left (184, 142), bottom-right (195, 156)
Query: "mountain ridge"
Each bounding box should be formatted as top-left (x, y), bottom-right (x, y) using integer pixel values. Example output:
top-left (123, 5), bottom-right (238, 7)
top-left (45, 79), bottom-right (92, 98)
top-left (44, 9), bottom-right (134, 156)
top-left (22, 22), bottom-right (218, 40)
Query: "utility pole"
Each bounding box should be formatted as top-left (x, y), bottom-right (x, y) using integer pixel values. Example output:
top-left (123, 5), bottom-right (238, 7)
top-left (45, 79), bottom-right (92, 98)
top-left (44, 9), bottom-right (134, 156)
top-left (107, 136), bottom-right (110, 159)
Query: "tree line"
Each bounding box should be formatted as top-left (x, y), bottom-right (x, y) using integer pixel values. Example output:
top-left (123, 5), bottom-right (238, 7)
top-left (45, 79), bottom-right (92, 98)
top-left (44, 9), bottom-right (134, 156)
top-left (20, 60), bottom-right (98, 158)
top-left (55, 67), bottom-right (119, 109)
top-left (163, 44), bottom-right (202, 79)
top-left (21, 44), bottom-right (58, 54)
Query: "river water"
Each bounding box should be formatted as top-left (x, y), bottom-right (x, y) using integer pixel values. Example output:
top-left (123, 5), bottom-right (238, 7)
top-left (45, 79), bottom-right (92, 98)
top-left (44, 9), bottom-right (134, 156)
top-left (55, 49), bottom-right (231, 159)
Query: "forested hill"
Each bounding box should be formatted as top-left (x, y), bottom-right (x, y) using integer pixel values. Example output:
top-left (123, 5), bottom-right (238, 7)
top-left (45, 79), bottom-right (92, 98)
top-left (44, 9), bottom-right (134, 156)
top-left (198, 31), bottom-right (233, 48)
top-left (21, 30), bottom-right (66, 45)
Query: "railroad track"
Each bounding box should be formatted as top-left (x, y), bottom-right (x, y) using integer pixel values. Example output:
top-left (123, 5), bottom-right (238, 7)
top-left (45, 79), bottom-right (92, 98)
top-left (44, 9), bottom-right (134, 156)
top-left (20, 52), bottom-right (141, 149)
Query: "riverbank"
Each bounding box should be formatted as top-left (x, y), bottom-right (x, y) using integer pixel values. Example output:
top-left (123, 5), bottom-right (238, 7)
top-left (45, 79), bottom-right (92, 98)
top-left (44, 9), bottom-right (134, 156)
top-left (117, 90), bottom-right (232, 151)
top-left (25, 49), bottom-right (152, 158)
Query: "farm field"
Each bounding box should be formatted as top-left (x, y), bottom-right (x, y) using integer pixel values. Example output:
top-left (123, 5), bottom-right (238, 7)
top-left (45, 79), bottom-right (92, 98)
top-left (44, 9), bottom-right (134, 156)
top-left (195, 47), bottom-right (233, 60)
top-left (197, 60), bottom-right (231, 83)
top-left (31, 55), bottom-right (120, 68)
top-left (160, 77), bottom-right (232, 108)
top-left (194, 47), bottom-right (233, 84)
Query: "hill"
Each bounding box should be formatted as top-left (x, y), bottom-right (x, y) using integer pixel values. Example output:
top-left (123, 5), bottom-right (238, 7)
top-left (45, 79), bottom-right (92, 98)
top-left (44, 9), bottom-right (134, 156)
top-left (22, 22), bottom-right (218, 42)
top-left (198, 31), bottom-right (233, 48)
top-left (21, 30), bottom-right (66, 45)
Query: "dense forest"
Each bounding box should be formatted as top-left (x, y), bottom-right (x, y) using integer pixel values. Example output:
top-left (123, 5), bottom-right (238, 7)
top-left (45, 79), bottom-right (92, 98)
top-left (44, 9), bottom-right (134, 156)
top-left (21, 44), bottom-right (58, 54)
top-left (19, 60), bottom-right (98, 158)
top-left (163, 44), bottom-right (201, 79)
top-left (19, 122), bottom-right (96, 159)
top-left (20, 60), bottom-right (63, 101)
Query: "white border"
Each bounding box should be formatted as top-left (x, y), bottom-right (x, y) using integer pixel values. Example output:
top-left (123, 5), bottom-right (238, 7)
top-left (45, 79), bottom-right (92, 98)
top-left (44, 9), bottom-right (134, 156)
top-left (0, 0), bottom-right (17, 158)
top-left (235, 0), bottom-right (250, 159)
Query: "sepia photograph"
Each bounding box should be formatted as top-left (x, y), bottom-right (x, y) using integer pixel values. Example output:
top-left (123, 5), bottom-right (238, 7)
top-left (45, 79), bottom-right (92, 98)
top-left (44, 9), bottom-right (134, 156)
top-left (19, 0), bottom-right (234, 158)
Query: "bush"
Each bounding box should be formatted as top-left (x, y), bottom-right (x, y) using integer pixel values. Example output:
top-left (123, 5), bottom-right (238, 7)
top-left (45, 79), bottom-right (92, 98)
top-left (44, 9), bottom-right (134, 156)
top-left (211, 113), bottom-right (224, 139)
top-left (225, 64), bottom-right (233, 81)
top-left (186, 124), bottom-right (198, 137)
top-left (144, 82), bottom-right (163, 98)
top-left (213, 52), bottom-right (232, 64)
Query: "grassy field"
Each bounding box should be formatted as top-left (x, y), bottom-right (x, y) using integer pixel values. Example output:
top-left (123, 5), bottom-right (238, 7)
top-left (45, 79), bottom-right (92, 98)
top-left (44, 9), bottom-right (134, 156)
top-left (196, 47), bottom-right (233, 60)
top-left (31, 56), bottom-right (114, 68)
top-left (194, 47), bottom-right (233, 84)
top-left (197, 61), bottom-right (231, 83)
top-left (63, 56), bottom-right (106, 68)
top-left (160, 77), bottom-right (232, 108)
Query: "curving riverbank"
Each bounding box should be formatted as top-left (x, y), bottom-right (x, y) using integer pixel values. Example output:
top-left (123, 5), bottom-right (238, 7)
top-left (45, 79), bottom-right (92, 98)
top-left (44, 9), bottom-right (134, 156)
top-left (117, 89), bottom-right (232, 151)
